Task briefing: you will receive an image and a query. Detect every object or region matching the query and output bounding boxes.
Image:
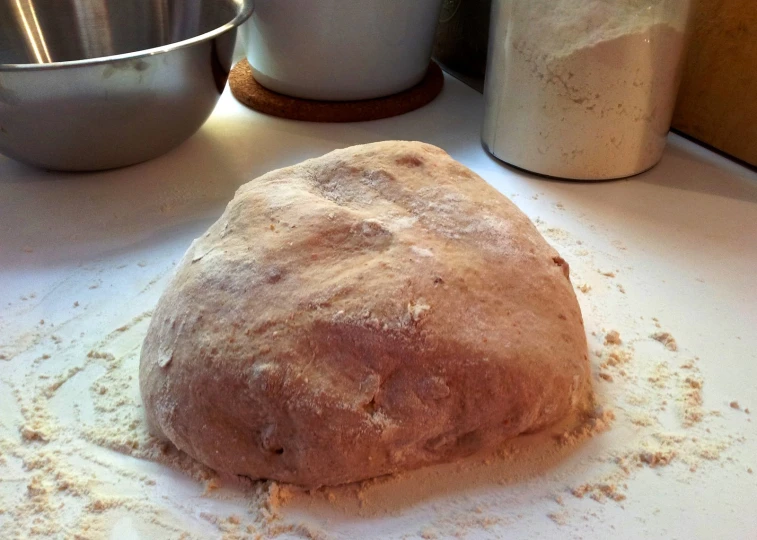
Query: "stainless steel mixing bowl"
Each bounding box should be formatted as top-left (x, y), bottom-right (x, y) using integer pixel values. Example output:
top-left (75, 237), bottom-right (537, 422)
top-left (0, 0), bottom-right (253, 171)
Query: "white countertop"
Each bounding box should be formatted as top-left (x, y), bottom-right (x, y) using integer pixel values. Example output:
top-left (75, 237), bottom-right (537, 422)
top-left (1, 73), bottom-right (756, 539)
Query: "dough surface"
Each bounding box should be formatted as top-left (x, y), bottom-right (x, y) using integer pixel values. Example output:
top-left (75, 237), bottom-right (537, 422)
top-left (139, 141), bottom-right (591, 488)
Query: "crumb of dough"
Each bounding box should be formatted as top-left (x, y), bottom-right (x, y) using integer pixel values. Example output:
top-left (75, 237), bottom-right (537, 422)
top-left (204, 477), bottom-right (221, 493)
top-left (638, 450), bottom-right (676, 467)
top-left (570, 484), bottom-right (591, 498)
top-left (745, 408), bottom-right (751, 414)
top-left (729, 401), bottom-right (740, 410)
top-left (681, 390), bottom-right (704, 426)
top-left (556, 407), bottom-right (615, 446)
top-left (629, 414), bottom-right (656, 427)
top-left (599, 373), bottom-right (614, 382)
top-left (548, 511), bottom-right (569, 525)
top-left (86, 350), bottom-right (115, 361)
top-left (604, 331), bottom-right (622, 346)
top-left (651, 332), bottom-right (678, 351)
top-left (606, 349), bottom-right (632, 366)
top-left (685, 377), bottom-right (702, 390)
top-left (748, 468), bottom-right (753, 474)
top-left (267, 482), bottom-right (295, 510)
top-left (616, 284), bottom-right (626, 294)
top-left (571, 483), bottom-right (626, 502)
top-left (600, 271), bottom-right (616, 277)
top-left (577, 283), bottom-right (592, 294)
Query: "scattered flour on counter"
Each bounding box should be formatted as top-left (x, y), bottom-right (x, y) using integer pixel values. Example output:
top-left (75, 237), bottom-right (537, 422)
top-left (533, 220), bottom-right (748, 514)
top-left (0, 312), bottom-right (297, 539)
top-left (0, 217), bottom-right (751, 539)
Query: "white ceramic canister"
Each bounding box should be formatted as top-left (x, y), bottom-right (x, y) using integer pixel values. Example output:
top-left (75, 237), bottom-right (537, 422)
top-left (242, 0), bottom-right (444, 101)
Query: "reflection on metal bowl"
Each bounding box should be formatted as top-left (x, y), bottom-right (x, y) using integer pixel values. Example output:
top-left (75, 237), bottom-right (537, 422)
top-left (0, 0), bottom-right (253, 171)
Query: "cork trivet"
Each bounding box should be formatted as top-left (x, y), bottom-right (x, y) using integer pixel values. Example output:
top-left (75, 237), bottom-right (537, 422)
top-left (229, 59), bottom-right (444, 123)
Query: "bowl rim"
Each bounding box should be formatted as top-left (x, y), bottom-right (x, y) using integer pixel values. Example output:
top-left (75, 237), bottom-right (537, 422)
top-left (0, 0), bottom-right (253, 72)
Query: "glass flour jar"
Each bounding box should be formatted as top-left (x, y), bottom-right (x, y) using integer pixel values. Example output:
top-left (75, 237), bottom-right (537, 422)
top-left (482, 0), bottom-right (692, 180)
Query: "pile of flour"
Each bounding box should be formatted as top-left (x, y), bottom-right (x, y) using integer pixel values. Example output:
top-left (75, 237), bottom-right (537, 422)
top-left (483, 0), bottom-right (690, 179)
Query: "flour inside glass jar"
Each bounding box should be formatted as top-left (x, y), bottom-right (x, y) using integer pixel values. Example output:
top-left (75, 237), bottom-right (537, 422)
top-left (482, 0), bottom-right (691, 180)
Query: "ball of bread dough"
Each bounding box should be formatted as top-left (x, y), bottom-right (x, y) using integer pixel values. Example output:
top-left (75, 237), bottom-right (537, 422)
top-left (139, 141), bottom-right (591, 488)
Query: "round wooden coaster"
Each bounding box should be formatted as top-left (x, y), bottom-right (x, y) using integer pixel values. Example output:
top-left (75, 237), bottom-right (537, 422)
top-left (229, 59), bottom-right (444, 123)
